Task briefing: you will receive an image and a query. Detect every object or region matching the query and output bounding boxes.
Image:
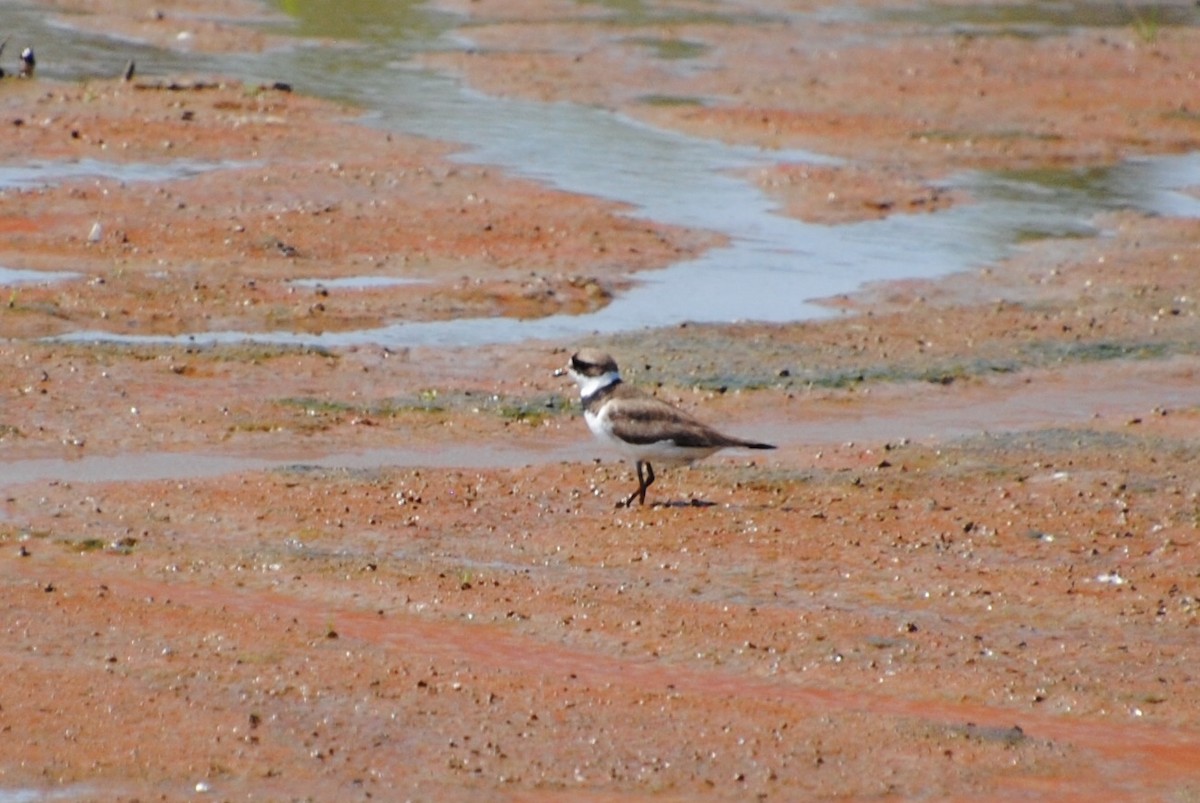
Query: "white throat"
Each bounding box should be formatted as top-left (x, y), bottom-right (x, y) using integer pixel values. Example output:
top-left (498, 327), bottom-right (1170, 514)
top-left (574, 370), bottom-right (620, 399)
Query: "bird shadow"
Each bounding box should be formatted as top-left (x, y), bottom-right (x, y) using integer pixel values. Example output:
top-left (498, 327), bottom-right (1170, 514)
top-left (616, 498), bottom-right (718, 509)
top-left (660, 498), bottom-right (719, 509)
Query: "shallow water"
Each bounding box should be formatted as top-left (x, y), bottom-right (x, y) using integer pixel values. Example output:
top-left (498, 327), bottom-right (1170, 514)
top-left (0, 266), bottom-right (80, 286)
top-left (289, 276), bottom-right (428, 290)
top-left (47, 146), bottom-right (1200, 350)
top-left (0, 158), bottom-right (257, 191)
top-left (5, 0), bottom-right (1200, 348)
top-left (0, 443), bottom-right (575, 489)
top-left (0, 792), bottom-right (39, 803)
top-left (0, 788), bottom-right (97, 803)
top-left (870, 0), bottom-right (1200, 36)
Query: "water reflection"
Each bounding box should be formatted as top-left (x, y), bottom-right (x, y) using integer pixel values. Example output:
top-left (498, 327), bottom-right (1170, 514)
top-left (875, 1), bottom-right (1200, 36)
top-left (269, 0), bottom-right (454, 43)
top-left (978, 158), bottom-right (1200, 221)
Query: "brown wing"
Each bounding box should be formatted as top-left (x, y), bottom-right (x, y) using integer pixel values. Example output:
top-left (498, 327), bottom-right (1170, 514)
top-left (607, 396), bottom-right (759, 448)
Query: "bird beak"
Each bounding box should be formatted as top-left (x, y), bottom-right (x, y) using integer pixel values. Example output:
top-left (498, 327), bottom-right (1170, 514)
top-left (552, 367), bottom-right (566, 378)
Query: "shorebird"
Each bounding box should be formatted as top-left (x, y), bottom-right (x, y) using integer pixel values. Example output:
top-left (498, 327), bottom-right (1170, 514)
top-left (565, 349), bottom-right (775, 506)
top-left (18, 46), bottom-right (34, 78)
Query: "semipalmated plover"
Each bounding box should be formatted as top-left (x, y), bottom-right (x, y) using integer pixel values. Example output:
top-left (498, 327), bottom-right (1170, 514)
top-left (565, 349), bottom-right (775, 506)
top-left (18, 47), bottom-right (34, 79)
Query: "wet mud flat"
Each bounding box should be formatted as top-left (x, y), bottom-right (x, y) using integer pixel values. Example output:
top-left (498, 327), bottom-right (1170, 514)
top-left (2, 0), bottom-right (1200, 800)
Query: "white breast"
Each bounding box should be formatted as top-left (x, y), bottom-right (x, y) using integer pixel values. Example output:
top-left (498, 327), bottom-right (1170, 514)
top-left (584, 404), bottom-right (628, 451)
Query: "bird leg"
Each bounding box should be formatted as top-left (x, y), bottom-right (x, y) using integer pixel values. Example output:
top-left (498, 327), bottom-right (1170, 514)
top-left (623, 460), bottom-right (655, 507)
